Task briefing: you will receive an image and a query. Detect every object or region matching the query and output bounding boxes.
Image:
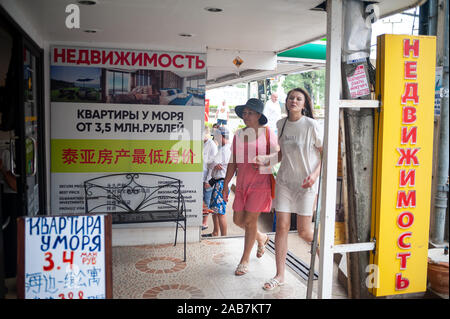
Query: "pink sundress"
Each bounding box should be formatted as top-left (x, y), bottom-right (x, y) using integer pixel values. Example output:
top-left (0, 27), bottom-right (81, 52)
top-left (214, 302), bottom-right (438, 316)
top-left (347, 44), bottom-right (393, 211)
top-left (231, 127), bottom-right (278, 213)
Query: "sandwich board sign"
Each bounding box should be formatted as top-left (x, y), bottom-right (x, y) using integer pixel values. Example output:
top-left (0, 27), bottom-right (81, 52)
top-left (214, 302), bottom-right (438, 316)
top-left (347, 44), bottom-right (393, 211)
top-left (17, 214), bottom-right (112, 299)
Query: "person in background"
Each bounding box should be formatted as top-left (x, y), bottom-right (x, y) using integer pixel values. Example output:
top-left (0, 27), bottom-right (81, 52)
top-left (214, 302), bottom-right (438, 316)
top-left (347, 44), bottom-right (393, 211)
top-left (215, 100), bottom-right (230, 126)
top-left (0, 145), bottom-right (17, 229)
top-left (222, 98), bottom-right (278, 276)
top-left (206, 126), bottom-right (232, 237)
top-left (0, 148), bottom-right (17, 193)
top-left (0, 145), bottom-right (18, 279)
top-left (202, 126), bottom-right (218, 230)
top-left (256, 88), bottom-right (322, 291)
top-left (263, 92), bottom-right (282, 135)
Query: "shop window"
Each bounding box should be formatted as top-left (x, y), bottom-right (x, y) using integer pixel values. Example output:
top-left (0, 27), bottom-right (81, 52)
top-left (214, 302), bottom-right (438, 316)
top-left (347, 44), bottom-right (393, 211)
top-left (107, 70), bottom-right (130, 95)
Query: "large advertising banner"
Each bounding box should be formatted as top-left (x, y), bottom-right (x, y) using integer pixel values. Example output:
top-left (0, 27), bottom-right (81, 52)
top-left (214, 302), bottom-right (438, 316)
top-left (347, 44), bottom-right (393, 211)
top-left (370, 35), bottom-right (436, 296)
top-left (50, 46), bottom-right (206, 226)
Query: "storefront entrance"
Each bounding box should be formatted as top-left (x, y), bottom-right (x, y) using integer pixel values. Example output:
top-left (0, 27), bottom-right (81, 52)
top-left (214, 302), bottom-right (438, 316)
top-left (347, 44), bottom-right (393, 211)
top-left (0, 8), bottom-right (46, 280)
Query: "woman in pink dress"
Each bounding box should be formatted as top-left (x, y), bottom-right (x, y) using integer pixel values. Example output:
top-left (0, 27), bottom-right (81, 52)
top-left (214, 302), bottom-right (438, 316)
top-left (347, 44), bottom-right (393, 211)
top-left (222, 98), bottom-right (278, 276)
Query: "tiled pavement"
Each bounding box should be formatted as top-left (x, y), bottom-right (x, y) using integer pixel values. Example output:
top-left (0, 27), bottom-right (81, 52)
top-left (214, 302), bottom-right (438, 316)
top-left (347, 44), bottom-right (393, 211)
top-left (112, 237), bottom-right (319, 299)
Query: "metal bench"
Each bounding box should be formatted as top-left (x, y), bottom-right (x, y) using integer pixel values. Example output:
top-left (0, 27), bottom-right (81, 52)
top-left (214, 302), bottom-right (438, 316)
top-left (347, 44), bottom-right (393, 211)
top-left (84, 173), bottom-right (187, 261)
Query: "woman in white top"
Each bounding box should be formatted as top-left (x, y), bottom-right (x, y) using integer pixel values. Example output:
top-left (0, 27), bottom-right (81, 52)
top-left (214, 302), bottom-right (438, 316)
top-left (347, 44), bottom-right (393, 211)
top-left (256, 88), bottom-right (323, 290)
top-left (202, 126), bottom-right (218, 229)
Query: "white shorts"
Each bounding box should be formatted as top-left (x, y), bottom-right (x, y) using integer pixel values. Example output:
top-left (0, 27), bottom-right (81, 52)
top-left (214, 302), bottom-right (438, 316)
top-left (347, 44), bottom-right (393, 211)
top-left (274, 183), bottom-right (317, 216)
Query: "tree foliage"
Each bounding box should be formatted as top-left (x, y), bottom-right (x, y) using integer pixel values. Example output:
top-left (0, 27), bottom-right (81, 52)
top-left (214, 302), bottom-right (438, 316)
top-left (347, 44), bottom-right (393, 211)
top-left (281, 69), bottom-right (325, 107)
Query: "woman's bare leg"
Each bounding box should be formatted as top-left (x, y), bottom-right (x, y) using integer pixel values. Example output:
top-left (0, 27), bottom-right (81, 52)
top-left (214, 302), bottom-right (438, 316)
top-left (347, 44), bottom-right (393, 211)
top-left (264, 212), bottom-right (290, 288)
top-left (218, 214), bottom-right (227, 236)
top-left (233, 211), bottom-right (266, 245)
top-left (238, 211), bottom-right (261, 266)
top-left (297, 215), bottom-right (314, 243)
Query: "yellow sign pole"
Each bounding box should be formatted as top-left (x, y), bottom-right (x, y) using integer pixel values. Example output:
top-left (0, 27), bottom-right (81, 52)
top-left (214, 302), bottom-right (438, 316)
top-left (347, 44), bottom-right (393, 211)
top-left (370, 34), bottom-right (436, 297)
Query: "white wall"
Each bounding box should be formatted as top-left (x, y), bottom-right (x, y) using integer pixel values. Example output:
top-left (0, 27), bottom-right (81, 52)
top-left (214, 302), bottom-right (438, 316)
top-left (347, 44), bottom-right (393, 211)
top-left (112, 226), bottom-right (200, 246)
top-left (0, 0), bottom-right (45, 47)
top-left (206, 85), bottom-right (248, 106)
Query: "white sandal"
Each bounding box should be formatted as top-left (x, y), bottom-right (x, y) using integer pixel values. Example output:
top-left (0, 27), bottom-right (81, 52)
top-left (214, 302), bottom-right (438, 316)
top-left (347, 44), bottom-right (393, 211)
top-left (256, 235), bottom-right (270, 258)
top-left (262, 278), bottom-right (284, 291)
top-left (235, 263), bottom-right (249, 276)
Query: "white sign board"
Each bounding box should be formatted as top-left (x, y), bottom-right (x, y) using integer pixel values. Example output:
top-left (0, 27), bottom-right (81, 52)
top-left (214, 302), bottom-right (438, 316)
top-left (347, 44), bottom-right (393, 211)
top-left (18, 215), bottom-right (112, 299)
top-left (346, 64), bottom-right (370, 98)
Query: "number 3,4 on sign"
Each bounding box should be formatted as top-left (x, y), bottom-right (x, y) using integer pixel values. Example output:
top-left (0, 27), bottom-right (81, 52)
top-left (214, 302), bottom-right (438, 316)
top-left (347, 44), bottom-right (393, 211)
top-left (43, 251), bottom-right (74, 271)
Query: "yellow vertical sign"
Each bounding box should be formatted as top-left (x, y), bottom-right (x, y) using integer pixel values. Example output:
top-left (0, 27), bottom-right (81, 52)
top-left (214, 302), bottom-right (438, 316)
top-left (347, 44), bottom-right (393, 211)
top-left (370, 34), bottom-right (436, 297)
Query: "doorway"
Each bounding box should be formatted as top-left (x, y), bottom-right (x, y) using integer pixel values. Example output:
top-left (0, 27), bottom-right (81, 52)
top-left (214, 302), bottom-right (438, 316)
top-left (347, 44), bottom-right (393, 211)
top-left (0, 8), bottom-right (46, 279)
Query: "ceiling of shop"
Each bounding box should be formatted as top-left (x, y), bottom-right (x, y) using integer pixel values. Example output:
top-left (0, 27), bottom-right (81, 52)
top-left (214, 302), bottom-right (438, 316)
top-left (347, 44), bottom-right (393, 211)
top-left (4, 0), bottom-right (422, 87)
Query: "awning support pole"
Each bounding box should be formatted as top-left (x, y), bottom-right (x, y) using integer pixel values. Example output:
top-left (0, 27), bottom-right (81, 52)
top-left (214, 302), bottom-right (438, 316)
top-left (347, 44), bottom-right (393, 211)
top-left (317, 0), bottom-right (343, 299)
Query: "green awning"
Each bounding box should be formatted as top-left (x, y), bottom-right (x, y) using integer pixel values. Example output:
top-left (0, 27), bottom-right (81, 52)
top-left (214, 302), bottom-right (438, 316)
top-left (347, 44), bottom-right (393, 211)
top-left (278, 42), bottom-right (327, 60)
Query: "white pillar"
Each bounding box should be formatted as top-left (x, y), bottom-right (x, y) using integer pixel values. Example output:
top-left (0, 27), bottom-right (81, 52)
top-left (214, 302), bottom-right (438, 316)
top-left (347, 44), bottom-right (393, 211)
top-left (318, 0), bottom-right (342, 299)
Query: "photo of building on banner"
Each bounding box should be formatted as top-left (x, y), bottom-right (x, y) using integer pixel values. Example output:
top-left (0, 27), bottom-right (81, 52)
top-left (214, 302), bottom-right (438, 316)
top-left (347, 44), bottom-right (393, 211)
top-left (50, 46), bottom-right (206, 226)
